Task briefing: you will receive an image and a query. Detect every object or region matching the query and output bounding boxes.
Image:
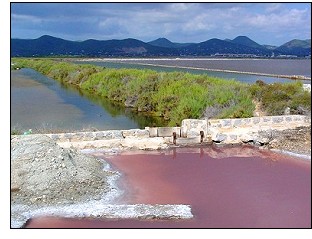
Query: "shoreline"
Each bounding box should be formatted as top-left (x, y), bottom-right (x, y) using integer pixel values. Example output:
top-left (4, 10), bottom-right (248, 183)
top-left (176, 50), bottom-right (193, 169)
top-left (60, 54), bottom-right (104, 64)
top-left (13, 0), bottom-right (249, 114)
top-left (75, 58), bottom-right (311, 81)
top-left (269, 149), bottom-right (311, 160)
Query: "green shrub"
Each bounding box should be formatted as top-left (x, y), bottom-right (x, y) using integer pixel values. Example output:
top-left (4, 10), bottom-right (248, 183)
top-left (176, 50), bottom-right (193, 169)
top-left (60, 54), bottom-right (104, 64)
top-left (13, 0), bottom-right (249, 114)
top-left (249, 81), bottom-right (310, 115)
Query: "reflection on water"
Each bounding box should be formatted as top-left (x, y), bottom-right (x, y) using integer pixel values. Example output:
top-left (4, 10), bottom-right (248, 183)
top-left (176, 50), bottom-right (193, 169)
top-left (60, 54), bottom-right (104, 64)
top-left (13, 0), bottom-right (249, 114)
top-left (11, 68), bottom-right (166, 133)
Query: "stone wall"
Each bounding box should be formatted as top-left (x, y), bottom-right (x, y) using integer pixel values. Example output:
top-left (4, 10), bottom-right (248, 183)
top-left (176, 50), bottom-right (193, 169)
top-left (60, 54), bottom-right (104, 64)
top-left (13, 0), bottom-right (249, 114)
top-left (41, 115), bottom-right (310, 150)
top-left (208, 115), bottom-right (309, 129)
top-left (207, 115), bottom-right (310, 145)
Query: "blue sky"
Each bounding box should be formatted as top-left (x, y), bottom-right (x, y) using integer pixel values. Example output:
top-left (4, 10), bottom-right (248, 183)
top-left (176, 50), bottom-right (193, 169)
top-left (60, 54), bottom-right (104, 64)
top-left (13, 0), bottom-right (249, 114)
top-left (11, 2), bottom-right (311, 46)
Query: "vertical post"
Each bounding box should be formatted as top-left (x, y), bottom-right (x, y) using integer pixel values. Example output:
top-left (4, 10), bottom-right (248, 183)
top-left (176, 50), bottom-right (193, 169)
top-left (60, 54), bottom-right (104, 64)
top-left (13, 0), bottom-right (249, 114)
top-left (173, 132), bottom-right (177, 145)
top-left (200, 131), bottom-right (204, 143)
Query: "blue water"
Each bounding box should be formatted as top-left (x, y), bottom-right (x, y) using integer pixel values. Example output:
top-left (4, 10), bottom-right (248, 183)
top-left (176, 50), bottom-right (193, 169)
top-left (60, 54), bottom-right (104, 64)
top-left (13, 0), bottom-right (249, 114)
top-left (72, 60), bottom-right (310, 84)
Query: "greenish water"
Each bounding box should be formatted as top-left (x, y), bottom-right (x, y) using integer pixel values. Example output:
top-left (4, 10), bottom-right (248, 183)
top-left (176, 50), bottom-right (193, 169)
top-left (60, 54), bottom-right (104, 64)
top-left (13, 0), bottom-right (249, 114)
top-left (11, 68), bottom-right (166, 133)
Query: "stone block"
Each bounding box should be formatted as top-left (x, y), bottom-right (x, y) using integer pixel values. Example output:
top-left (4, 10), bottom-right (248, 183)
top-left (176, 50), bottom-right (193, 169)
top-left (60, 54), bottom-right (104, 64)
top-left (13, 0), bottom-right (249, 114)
top-left (181, 119), bottom-right (207, 138)
top-left (293, 115), bottom-right (306, 122)
top-left (175, 137), bottom-right (201, 145)
top-left (182, 119), bottom-right (207, 129)
top-left (136, 130), bottom-right (150, 138)
top-left (213, 133), bottom-right (228, 143)
top-left (148, 127), bottom-right (158, 137)
top-left (262, 117), bottom-right (272, 123)
top-left (122, 129), bottom-right (138, 138)
top-left (122, 129), bottom-right (149, 138)
top-left (111, 130), bottom-right (124, 139)
top-left (240, 118), bottom-right (252, 127)
top-left (252, 117), bottom-right (260, 124)
top-left (272, 116), bottom-right (284, 124)
top-left (157, 127), bottom-right (173, 137)
top-left (233, 119), bottom-right (242, 127)
top-left (95, 130), bottom-right (123, 140)
top-left (221, 119), bottom-right (232, 127)
top-left (208, 119), bottom-right (221, 128)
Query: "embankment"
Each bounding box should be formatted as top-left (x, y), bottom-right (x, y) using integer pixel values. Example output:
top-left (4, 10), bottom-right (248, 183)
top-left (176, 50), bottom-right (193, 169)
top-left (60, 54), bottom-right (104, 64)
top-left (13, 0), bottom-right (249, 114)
top-left (40, 115), bottom-right (311, 157)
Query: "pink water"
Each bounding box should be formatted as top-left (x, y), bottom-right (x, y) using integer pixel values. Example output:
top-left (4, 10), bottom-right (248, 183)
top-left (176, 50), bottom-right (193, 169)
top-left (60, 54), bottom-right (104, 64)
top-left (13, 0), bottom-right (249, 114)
top-left (26, 145), bottom-right (311, 228)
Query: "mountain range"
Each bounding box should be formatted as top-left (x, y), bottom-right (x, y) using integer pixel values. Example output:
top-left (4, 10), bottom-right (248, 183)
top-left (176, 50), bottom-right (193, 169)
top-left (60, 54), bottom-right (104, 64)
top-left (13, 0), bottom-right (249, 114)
top-left (11, 35), bottom-right (311, 58)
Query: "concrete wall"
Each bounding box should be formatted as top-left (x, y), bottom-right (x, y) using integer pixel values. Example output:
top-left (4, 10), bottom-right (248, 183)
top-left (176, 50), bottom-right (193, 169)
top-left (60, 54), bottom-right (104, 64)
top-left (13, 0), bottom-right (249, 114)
top-left (43, 115), bottom-right (310, 150)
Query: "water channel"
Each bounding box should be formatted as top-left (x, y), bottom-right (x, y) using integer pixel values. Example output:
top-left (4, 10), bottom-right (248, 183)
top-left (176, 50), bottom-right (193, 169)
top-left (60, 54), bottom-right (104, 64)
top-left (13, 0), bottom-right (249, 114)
top-left (11, 68), bottom-right (165, 133)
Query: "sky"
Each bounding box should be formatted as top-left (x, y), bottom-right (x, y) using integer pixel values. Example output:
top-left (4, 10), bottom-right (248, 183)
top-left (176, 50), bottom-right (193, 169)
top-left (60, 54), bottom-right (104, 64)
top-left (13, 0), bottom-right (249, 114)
top-left (10, 2), bottom-right (311, 46)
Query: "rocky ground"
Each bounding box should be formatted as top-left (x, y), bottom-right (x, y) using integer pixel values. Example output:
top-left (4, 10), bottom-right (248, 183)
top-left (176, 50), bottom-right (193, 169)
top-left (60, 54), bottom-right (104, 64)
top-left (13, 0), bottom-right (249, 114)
top-left (260, 126), bottom-right (311, 157)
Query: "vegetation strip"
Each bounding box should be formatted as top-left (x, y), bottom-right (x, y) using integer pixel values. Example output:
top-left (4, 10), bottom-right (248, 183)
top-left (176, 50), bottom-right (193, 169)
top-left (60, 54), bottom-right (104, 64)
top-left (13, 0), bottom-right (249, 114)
top-left (12, 58), bottom-right (311, 126)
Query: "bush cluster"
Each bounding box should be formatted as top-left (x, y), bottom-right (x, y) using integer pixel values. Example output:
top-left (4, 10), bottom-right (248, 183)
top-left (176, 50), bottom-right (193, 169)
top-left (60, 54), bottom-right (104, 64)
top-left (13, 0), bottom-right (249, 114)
top-left (250, 80), bottom-right (311, 116)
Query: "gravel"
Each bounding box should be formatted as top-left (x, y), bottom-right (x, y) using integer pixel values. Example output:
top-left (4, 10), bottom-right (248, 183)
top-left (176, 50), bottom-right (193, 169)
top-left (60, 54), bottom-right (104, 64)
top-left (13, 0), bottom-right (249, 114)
top-left (11, 135), bottom-right (121, 227)
top-left (11, 135), bottom-right (193, 228)
top-left (260, 126), bottom-right (311, 158)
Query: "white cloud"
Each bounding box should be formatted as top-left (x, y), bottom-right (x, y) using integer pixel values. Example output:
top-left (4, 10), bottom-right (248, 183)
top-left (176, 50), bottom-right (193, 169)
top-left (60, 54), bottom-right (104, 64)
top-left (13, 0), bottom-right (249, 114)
top-left (183, 14), bottom-right (216, 33)
top-left (245, 8), bottom-right (309, 30)
top-left (11, 13), bottom-right (42, 23)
